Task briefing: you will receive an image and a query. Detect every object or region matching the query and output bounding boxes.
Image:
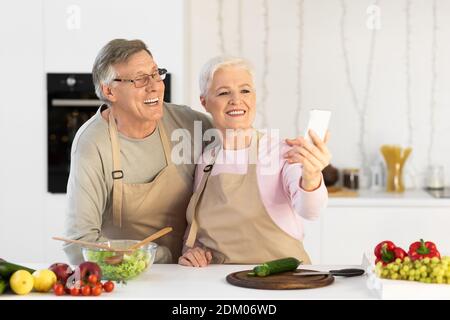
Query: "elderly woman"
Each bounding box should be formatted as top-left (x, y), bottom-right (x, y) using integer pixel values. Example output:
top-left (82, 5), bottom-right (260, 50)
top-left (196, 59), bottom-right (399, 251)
top-left (63, 39), bottom-right (212, 264)
top-left (179, 56), bottom-right (330, 267)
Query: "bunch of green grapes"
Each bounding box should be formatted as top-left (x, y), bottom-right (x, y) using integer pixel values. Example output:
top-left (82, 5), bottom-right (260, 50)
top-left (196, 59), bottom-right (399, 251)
top-left (375, 256), bottom-right (450, 284)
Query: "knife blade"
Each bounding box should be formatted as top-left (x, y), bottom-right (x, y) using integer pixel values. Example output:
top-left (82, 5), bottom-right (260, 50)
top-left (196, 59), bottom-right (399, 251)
top-left (293, 268), bottom-right (365, 277)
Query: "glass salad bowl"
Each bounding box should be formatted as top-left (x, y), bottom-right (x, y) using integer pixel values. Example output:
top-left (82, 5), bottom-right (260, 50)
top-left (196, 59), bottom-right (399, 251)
top-left (82, 240), bottom-right (157, 282)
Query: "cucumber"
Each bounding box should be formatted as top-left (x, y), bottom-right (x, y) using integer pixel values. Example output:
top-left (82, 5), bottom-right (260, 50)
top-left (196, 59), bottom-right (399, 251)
top-left (0, 277), bottom-right (8, 294)
top-left (0, 260), bottom-right (35, 280)
top-left (248, 257), bottom-right (301, 277)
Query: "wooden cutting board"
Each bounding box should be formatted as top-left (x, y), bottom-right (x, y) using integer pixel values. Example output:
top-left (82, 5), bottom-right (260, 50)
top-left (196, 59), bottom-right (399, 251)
top-left (327, 186), bottom-right (359, 198)
top-left (226, 269), bottom-right (334, 290)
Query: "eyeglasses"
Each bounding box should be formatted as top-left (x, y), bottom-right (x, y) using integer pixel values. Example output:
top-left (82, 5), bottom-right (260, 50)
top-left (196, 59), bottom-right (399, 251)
top-left (113, 68), bottom-right (167, 88)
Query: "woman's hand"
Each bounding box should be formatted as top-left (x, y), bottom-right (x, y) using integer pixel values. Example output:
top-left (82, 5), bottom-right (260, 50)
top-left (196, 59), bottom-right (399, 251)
top-left (285, 130), bottom-right (331, 191)
top-left (178, 246), bottom-right (213, 267)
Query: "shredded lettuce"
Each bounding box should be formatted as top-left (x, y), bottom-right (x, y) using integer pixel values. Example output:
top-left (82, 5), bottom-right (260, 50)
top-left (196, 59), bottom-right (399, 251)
top-left (86, 249), bottom-right (151, 282)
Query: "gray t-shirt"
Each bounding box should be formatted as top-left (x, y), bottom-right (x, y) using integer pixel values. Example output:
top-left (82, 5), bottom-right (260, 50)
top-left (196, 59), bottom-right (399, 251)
top-left (63, 103), bottom-right (212, 264)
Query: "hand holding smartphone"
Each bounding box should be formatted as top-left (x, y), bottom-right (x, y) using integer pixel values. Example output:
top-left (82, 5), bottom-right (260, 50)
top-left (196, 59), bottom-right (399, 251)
top-left (303, 109), bottom-right (331, 143)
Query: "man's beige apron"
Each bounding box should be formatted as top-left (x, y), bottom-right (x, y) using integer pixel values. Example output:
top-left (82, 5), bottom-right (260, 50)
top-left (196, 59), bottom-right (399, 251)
top-left (185, 131), bottom-right (311, 264)
top-left (102, 112), bottom-right (191, 263)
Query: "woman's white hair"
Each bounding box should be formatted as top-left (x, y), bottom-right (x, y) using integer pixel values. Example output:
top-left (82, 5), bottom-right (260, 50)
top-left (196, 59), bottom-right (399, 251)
top-left (198, 55), bottom-right (255, 97)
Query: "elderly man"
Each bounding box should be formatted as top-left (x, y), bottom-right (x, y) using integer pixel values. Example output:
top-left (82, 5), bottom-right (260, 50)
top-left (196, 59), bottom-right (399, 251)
top-left (64, 39), bottom-right (212, 264)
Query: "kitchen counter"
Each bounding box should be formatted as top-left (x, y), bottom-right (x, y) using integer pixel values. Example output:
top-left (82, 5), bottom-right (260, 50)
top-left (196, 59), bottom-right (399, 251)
top-left (305, 189), bottom-right (450, 265)
top-left (328, 189), bottom-right (450, 207)
top-left (1, 264), bottom-right (376, 300)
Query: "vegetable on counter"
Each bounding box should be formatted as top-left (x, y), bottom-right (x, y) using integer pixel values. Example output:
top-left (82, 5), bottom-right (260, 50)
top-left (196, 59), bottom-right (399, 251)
top-left (248, 257), bottom-right (301, 277)
top-left (375, 255), bottom-right (450, 284)
top-left (0, 258), bottom-right (116, 296)
top-left (374, 241), bottom-right (407, 265)
top-left (373, 238), bottom-right (450, 284)
top-left (0, 277), bottom-right (8, 294)
top-left (408, 239), bottom-right (441, 261)
top-left (85, 249), bottom-right (150, 282)
top-left (0, 259), bottom-right (35, 280)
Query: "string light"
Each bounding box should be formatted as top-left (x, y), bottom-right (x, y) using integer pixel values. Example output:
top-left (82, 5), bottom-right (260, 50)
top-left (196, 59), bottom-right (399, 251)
top-left (339, 0), bottom-right (379, 170)
top-left (238, 0), bottom-right (243, 55)
top-left (260, 0), bottom-right (269, 128)
top-left (404, 0), bottom-right (419, 188)
top-left (217, 0), bottom-right (225, 54)
top-left (295, 0), bottom-right (305, 135)
top-left (427, 0), bottom-right (438, 166)
top-left (209, 0), bottom-right (442, 188)
top-left (405, 0), bottom-right (413, 147)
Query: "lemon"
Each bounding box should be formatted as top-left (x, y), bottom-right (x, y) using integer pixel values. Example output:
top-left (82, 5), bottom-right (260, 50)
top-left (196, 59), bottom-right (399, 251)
top-left (10, 270), bottom-right (34, 295)
top-left (32, 269), bottom-right (57, 293)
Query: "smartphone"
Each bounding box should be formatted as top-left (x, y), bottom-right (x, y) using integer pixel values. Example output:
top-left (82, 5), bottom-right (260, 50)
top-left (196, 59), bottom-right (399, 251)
top-left (303, 109), bottom-right (331, 143)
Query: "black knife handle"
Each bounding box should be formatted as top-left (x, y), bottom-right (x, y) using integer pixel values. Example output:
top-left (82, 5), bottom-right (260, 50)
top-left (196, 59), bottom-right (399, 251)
top-left (328, 268), bottom-right (365, 277)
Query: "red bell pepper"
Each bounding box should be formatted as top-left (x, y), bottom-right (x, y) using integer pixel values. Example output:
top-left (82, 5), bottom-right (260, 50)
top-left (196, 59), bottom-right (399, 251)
top-left (408, 239), bottom-right (440, 261)
top-left (374, 241), bottom-right (395, 264)
top-left (393, 247), bottom-right (408, 260)
top-left (374, 241), bottom-right (408, 265)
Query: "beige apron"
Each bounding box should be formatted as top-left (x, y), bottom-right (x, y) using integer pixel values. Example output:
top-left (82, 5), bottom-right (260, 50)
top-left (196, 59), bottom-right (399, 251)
top-left (185, 131), bottom-right (311, 264)
top-left (102, 111), bottom-right (191, 263)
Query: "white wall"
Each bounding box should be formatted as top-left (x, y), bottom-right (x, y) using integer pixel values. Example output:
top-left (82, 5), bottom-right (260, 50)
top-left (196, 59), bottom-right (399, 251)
top-left (43, 0), bottom-right (186, 102)
top-left (188, 0), bottom-right (450, 189)
top-left (0, 0), bottom-right (46, 263)
top-left (0, 0), bottom-right (186, 263)
top-left (1, 0), bottom-right (449, 264)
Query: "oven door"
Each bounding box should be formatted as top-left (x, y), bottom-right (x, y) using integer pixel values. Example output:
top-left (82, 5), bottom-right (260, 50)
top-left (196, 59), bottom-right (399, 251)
top-left (48, 99), bottom-right (99, 193)
top-left (47, 73), bottom-right (100, 193)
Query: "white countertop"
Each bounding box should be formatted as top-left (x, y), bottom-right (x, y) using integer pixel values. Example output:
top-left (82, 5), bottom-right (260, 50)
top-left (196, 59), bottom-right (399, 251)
top-left (1, 264), bottom-right (376, 300)
top-left (328, 189), bottom-right (450, 207)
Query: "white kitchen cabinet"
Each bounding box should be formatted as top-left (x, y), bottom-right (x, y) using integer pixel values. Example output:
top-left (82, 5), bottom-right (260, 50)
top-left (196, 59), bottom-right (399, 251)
top-left (303, 190), bottom-right (450, 265)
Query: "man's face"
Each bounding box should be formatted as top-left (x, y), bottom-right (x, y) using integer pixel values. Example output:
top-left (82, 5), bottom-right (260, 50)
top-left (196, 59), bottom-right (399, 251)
top-left (108, 50), bottom-right (165, 122)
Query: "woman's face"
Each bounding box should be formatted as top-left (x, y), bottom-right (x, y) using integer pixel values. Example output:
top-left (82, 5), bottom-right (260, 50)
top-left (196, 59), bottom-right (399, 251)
top-left (201, 66), bottom-right (256, 132)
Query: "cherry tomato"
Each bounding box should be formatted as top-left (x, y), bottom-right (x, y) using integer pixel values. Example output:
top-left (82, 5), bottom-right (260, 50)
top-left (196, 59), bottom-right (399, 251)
top-left (87, 274), bottom-right (98, 285)
top-left (91, 286), bottom-right (102, 296)
top-left (70, 287), bottom-right (80, 296)
top-left (53, 283), bottom-right (65, 296)
top-left (103, 281), bottom-right (115, 293)
top-left (93, 282), bottom-right (103, 290)
top-left (81, 285), bottom-right (91, 296)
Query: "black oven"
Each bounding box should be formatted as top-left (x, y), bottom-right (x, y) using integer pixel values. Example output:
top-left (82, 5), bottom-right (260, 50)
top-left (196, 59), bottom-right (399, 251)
top-left (47, 73), bottom-right (171, 193)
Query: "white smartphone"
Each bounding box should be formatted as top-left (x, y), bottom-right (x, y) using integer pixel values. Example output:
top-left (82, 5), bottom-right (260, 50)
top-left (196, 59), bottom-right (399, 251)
top-left (303, 109), bottom-right (331, 143)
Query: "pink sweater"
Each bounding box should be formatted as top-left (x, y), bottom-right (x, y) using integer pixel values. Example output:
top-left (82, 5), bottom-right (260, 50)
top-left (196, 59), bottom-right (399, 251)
top-left (193, 133), bottom-right (328, 241)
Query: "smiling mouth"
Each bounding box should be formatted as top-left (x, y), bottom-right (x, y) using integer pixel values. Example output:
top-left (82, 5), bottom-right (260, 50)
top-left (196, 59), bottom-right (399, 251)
top-left (144, 98), bottom-right (159, 106)
top-left (225, 109), bottom-right (246, 117)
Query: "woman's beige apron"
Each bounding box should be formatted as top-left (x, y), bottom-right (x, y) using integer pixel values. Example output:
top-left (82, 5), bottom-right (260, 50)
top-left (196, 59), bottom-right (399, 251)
top-left (185, 131), bottom-right (311, 264)
top-left (102, 112), bottom-right (191, 263)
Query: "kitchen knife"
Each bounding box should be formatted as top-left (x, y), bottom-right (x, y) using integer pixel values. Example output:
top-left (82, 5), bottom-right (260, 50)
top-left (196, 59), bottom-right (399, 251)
top-left (293, 268), bottom-right (365, 277)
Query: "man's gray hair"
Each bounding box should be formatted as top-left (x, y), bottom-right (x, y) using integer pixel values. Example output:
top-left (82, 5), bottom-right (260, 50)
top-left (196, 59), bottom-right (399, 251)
top-left (92, 39), bottom-right (152, 104)
top-left (199, 55), bottom-right (255, 97)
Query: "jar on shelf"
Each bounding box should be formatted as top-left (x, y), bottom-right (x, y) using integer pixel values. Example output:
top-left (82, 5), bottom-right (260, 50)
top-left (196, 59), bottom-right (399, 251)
top-left (426, 165), bottom-right (445, 190)
top-left (343, 168), bottom-right (359, 190)
top-left (380, 145), bottom-right (412, 193)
